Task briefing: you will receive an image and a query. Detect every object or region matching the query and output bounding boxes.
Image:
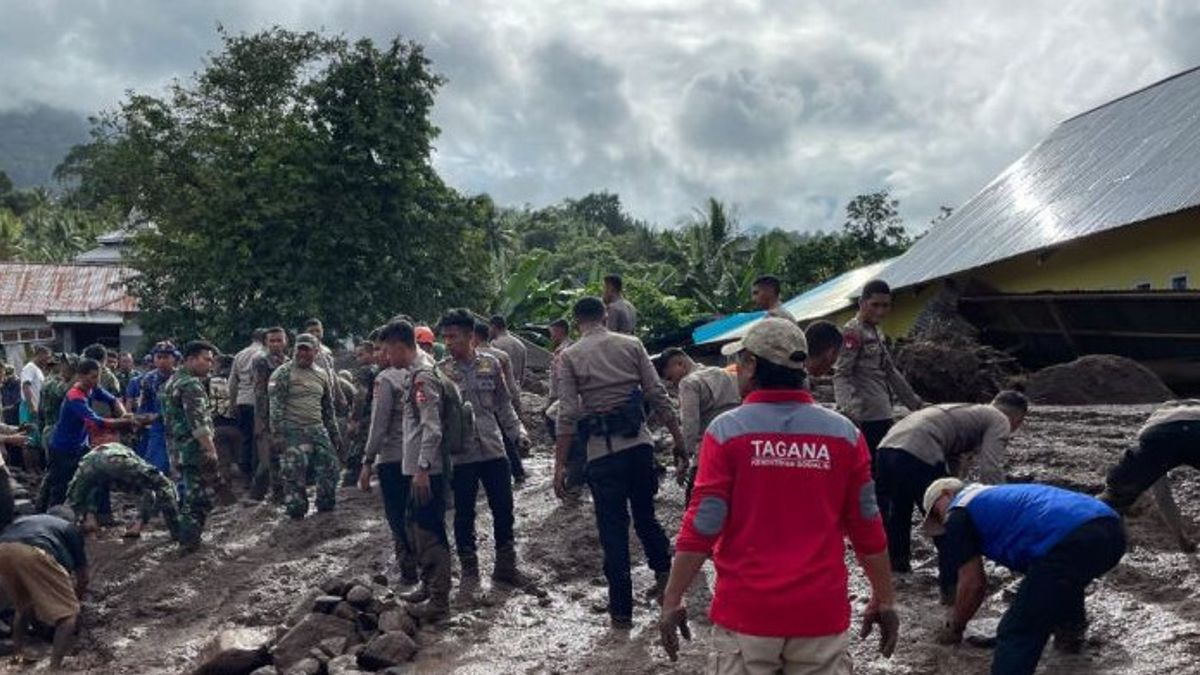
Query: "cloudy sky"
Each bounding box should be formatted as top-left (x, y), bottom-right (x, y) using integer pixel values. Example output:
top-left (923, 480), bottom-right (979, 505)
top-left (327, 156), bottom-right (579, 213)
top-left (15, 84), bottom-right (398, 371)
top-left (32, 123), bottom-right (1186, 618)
top-left (2, 1), bottom-right (1198, 232)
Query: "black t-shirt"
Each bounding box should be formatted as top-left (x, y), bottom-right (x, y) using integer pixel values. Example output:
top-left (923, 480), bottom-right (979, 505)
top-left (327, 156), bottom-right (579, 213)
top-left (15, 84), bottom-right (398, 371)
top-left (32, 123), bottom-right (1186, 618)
top-left (0, 514), bottom-right (87, 572)
top-left (939, 508), bottom-right (984, 588)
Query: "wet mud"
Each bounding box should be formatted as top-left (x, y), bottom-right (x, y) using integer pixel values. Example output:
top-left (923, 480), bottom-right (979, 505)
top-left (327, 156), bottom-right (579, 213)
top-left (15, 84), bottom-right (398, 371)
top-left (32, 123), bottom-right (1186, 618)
top-left (13, 403), bottom-right (1200, 674)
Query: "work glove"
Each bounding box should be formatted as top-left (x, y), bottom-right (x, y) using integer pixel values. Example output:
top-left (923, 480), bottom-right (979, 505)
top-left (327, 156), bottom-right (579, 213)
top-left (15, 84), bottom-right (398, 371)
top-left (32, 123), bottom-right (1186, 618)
top-left (659, 605), bottom-right (691, 662)
top-left (859, 603), bottom-right (900, 657)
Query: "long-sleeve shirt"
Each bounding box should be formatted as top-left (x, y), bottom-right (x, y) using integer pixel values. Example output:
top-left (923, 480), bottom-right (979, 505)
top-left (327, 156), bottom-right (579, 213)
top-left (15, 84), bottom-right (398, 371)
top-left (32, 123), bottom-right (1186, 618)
top-left (402, 351), bottom-right (443, 476)
top-left (547, 338), bottom-right (574, 406)
top-left (678, 364), bottom-right (741, 458)
top-left (49, 384), bottom-right (120, 453)
top-left (832, 316), bottom-right (922, 423)
top-left (479, 346), bottom-right (522, 410)
top-left (363, 367), bottom-right (408, 466)
top-left (675, 389), bottom-right (887, 638)
top-left (879, 404), bottom-right (1011, 483)
top-left (438, 352), bottom-right (522, 466)
top-left (489, 333), bottom-right (527, 388)
top-left (227, 342), bottom-right (264, 407)
top-left (556, 325), bottom-right (678, 461)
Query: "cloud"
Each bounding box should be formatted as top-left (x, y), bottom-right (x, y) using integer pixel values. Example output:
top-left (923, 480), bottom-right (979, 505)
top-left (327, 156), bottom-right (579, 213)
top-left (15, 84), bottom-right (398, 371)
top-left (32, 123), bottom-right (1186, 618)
top-left (1, 0), bottom-right (1198, 231)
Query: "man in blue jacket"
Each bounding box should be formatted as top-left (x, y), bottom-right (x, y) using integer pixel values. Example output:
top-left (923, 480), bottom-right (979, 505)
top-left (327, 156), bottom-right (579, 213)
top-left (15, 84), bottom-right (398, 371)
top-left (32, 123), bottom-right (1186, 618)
top-left (922, 479), bottom-right (1125, 674)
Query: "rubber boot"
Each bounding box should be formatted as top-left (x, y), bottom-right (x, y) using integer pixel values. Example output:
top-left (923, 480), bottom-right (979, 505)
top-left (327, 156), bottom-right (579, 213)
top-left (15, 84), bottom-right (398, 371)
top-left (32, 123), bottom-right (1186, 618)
top-left (456, 552), bottom-right (481, 605)
top-left (406, 529), bottom-right (451, 624)
top-left (492, 543), bottom-right (545, 597)
top-left (396, 541), bottom-right (419, 587)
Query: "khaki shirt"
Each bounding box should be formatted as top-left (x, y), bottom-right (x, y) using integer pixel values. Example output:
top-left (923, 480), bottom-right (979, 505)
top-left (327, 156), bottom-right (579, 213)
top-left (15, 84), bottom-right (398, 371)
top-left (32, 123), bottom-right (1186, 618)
top-left (364, 366), bottom-right (407, 466)
top-left (678, 364), bottom-right (741, 457)
top-left (402, 351), bottom-right (444, 476)
top-left (606, 298), bottom-right (638, 335)
top-left (766, 305), bottom-right (796, 322)
top-left (1140, 400), bottom-right (1200, 438)
top-left (832, 317), bottom-right (922, 423)
top-left (547, 338), bottom-right (574, 405)
top-left (490, 333), bottom-right (527, 387)
top-left (556, 325), bottom-right (677, 461)
top-left (438, 352), bottom-right (522, 466)
top-left (880, 404), bottom-right (1010, 483)
top-left (227, 342), bottom-right (264, 407)
top-left (479, 346), bottom-right (522, 409)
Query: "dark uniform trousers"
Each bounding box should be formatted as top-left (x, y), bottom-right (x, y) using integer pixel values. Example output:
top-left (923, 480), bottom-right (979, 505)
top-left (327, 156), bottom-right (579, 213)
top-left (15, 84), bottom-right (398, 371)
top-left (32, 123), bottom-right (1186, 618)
top-left (1105, 420), bottom-right (1200, 509)
top-left (859, 419), bottom-right (894, 475)
top-left (377, 462), bottom-right (413, 556)
top-left (236, 404), bottom-right (256, 476)
top-left (451, 457), bottom-right (515, 559)
top-left (876, 447), bottom-right (950, 576)
top-left (587, 443), bottom-right (671, 619)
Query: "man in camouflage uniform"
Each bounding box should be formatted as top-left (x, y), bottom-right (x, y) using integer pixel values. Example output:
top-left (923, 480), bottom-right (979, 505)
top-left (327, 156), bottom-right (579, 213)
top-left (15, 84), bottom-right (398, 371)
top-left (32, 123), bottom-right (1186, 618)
top-left (303, 318), bottom-right (349, 416)
top-left (65, 442), bottom-right (180, 540)
top-left (251, 328), bottom-right (290, 501)
top-left (269, 334), bottom-right (341, 520)
top-left (161, 341), bottom-right (222, 552)
top-left (343, 340), bottom-right (378, 487)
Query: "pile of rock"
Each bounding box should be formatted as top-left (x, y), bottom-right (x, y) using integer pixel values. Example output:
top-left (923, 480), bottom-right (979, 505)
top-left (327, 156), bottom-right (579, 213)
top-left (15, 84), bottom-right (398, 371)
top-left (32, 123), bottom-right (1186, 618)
top-left (194, 576), bottom-right (421, 675)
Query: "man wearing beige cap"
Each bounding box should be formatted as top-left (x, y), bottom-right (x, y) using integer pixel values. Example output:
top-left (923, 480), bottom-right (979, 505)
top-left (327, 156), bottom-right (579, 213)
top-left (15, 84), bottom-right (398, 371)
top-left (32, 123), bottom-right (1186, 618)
top-left (659, 317), bottom-right (899, 673)
top-left (921, 478), bottom-right (1125, 674)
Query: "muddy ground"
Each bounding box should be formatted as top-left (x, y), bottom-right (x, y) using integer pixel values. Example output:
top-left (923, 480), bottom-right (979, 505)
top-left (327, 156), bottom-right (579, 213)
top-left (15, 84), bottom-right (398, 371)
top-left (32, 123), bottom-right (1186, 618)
top-left (8, 401), bottom-right (1200, 674)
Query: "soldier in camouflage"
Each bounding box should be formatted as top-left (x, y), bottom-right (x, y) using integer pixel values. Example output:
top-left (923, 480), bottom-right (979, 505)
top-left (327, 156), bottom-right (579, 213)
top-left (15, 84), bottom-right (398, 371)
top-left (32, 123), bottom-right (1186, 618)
top-left (251, 328), bottom-right (290, 501)
top-left (343, 340), bottom-right (378, 487)
top-left (161, 341), bottom-right (222, 552)
top-left (66, 442), bottom-right (180, 540)
top-left (269, 333), bottom-right (341, 520)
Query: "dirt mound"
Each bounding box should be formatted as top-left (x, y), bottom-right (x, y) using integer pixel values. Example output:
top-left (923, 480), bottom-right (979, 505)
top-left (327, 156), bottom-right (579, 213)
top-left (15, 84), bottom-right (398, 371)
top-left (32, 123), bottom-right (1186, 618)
top-left (894, 341), bottom-right (1021, 403)
top-left (1027, 354), bottom-right (1175, 405)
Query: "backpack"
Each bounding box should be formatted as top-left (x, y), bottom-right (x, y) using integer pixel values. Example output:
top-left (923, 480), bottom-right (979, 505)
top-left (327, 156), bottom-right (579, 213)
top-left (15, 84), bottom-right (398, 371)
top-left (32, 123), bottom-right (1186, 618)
top-left (411, 366), bottom-right (475, 480)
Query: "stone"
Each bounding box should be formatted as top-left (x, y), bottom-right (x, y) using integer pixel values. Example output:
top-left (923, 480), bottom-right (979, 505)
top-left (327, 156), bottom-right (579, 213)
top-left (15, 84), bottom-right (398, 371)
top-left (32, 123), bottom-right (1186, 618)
top-left (285, 590), bottom-right (323, 627)
top-left (271, 613), bottom-right (356, 670)
top-left (380, 666), bottom-right (414, 675)
top-left (320, 577), bottom-right (353, 597)
top-left (356, 631), bottom-right (418, 671)
top-left (309, 646), bottom-right (329, 663)
top-left (356, 611), bottom-right (379, 634)
top-left (377, 610), bottom-right (416, 638)
top-left (13, 499), bottom-right (34, 516)
top-left (313, 596), bottom-right (343, 614)
top-left (345, 585), bottom-right (373, 608)
top-left (319, 636), bottom-right (347, 657)
top-left (284, 657), bottom-right (321, 675)
top-left (249, 668), bottom-right (279, 675)
top-left (333, 602), bottom-right (358, 622)
top-left (371, 573), bottom-right (389, 587)
top-left (327, 654), bottom-right (362, 675)
top-left (190, 627), bottom-right (273, 675)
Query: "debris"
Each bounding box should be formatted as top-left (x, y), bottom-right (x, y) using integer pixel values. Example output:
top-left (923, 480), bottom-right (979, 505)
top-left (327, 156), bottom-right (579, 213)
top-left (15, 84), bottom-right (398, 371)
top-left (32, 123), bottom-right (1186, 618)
top-left (377, 609), bottom-right (416, 637)
top-left (313, 596), bottom-right (343, 614)
top-left (1026, 355), bottom-right (1175, 405)
top-left (320, 577), bottom-right (353, 597)
top-left (284, 657), bottom-right (322, 675)
top-left (894, 340), bottom-right (1020, 403)
top-left (271, 613), bottom-right (356, 670)
top-left (357, 631), bottom-right (418, 670)
top-left (346, 585), bottom-right (373, 608)
top-left (190, 627), bottom-right (273, 675)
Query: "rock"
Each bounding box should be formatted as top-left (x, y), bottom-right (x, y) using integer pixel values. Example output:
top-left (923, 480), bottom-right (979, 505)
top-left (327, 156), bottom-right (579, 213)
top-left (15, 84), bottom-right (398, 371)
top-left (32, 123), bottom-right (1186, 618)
top-left (319, 637), bottom-right (347, 657)
top-left (249, 668), bottom-right (279, 675)
top-left (13, 499), bottom-right (34, 516)
top-left (380, 666), bottom-right (413, 675)
top-left (272, 613), bottom-right (356, 670)
top-left (345, 585), bottom-right (373, 608)
top-left (320, 577), bottom-right (353, 597)
top-left (1027, 355), bottom-right (1174, 405)
top-left (356, 631), bottom-right (418, 670)
top-left (333, 602), bottom-right (358, 622)
top-left (377, 610), bottom-right (416, 637)
top-left (190, 627), bottom-right (273, 675)
top-left (284, 657), bottom-right (321, 675)
top-left (356, 611), bottom-right (379, 634)
top-left (285, 589), bottom-right (323, 627)
top-left (327, 654), bottom-right (361, 675)
top-left (313, 596), bottom-right (343, 614)
top-left (371, 573), bottom-right (389, 587)
top-left (309, 647), bottom-right (329, 663)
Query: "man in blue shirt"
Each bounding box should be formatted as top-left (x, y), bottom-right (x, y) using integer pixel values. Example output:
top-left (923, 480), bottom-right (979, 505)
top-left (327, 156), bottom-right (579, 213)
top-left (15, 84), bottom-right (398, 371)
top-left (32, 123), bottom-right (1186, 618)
top-left (922, 479), bottom-right (1125, 674)
top-left (134, 343), bottom-right (178, 474)
top-left (44, 360), bottom-right (139, 508)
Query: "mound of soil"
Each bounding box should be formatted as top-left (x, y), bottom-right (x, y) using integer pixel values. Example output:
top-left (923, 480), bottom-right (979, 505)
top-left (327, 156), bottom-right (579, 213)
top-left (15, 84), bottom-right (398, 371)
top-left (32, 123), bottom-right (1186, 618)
top-left (894, 341), bottom-right (1020, 403)
top-left (1027, 354), bottom-right (1174, 405)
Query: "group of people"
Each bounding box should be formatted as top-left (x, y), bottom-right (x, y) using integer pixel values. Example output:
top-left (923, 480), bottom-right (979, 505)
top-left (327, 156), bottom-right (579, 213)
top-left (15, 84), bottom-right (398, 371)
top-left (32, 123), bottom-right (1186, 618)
top-left (0, 270), bottom-right (1197, 673)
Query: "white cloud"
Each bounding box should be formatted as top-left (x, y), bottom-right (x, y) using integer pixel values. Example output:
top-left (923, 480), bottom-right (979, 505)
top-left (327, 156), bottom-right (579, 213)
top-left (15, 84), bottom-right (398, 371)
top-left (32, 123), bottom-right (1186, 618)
top-left (0, 0), bottom-right (1197, 231)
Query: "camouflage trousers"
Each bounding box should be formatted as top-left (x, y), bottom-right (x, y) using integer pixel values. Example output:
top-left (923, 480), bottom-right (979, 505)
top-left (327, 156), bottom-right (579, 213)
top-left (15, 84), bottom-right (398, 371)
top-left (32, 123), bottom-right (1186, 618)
top-left (178, 447), bottom-right (220, 549)
top-left (280, 426), bottom-right (339, 519)
top-left (343, 431), bottom-right (366, 477)
top-left (65, 450), bottom-right (179, 533)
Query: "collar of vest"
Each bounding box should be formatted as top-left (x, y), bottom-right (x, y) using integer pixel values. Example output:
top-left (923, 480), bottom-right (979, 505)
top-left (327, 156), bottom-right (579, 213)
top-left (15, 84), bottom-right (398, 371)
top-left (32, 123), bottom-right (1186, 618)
top-left (744, 389), bottom-right (814, 405)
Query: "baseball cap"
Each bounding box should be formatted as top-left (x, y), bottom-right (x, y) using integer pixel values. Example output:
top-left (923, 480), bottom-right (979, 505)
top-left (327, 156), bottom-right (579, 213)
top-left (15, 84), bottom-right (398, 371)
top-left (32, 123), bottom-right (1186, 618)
top-left (295, 334), bottom-right (320, 350)
top-left (920, 477), bottom-right (965, 536)
top-left (414, 325), bottom-right (435, 345)
top-left (720, 317), bottom-right (808, 370)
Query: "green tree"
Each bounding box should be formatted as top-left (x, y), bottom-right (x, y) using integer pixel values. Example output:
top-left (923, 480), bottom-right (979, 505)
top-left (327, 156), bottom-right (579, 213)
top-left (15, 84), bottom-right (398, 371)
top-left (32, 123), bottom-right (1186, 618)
top-left (58, 28), bottom-right (490, 348)
top-left (842, 190), bottom-right (912, 260)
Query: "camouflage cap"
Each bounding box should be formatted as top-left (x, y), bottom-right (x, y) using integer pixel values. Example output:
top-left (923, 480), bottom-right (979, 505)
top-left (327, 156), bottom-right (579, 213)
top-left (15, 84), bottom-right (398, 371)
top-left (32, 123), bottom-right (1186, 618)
top-left (295, 333), bottom-right (320, 350)
top-left (720, 317), bottom-right (808, 370)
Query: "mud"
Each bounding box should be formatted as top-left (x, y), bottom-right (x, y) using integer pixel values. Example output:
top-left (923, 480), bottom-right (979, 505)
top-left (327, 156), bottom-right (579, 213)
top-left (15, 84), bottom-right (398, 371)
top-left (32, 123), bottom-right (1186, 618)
top-left (1027, 355), bottom-right (1175, 405)
top-left (9, 402), bottom-right (1200, 674)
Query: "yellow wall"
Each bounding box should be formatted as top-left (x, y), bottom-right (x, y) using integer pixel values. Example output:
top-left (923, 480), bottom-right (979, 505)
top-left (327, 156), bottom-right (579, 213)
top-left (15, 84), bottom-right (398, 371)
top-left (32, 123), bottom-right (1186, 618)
top-left (827, 208), bottom-right (1200, 336)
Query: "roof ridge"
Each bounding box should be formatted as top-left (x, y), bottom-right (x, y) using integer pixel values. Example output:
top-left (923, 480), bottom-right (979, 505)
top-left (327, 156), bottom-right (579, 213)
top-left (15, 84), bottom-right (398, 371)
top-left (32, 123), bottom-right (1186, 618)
top-left (1060, 64), bottom-right (1200, 124)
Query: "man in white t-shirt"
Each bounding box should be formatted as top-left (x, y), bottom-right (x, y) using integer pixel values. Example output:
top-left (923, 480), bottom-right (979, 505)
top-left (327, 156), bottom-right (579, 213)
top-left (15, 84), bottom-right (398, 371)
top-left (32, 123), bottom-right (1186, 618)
top-left (20, 346), bottom-right (52, 424)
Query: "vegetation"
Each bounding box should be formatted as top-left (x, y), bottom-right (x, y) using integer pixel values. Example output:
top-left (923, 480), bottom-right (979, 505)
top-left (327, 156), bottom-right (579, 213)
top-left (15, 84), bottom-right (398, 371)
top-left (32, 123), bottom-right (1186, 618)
top-left (3, 26), bottom-right (933, 349)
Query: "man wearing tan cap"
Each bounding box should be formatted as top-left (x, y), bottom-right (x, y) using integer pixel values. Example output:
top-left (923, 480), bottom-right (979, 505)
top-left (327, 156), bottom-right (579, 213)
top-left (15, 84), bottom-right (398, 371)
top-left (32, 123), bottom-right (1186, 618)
top-left (659, 317), bottom-right (899, 673)
top-left (921, 478), bottom-right (1125, 673)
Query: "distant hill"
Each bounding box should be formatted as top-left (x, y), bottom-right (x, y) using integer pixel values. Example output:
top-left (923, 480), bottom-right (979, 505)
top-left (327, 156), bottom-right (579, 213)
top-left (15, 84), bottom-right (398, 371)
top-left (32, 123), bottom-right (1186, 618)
top-left (0, 105), bottom-right (90, 188)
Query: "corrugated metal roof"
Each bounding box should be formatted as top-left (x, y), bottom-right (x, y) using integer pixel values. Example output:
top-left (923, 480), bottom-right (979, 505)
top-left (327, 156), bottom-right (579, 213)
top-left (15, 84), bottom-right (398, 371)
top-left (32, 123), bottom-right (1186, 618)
top-left (884, 66), bottom-right (1200, 290)
top-left (0, 263), bottom-right (138, 316)
top-left (694, 258), bottom-right (893, 345)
